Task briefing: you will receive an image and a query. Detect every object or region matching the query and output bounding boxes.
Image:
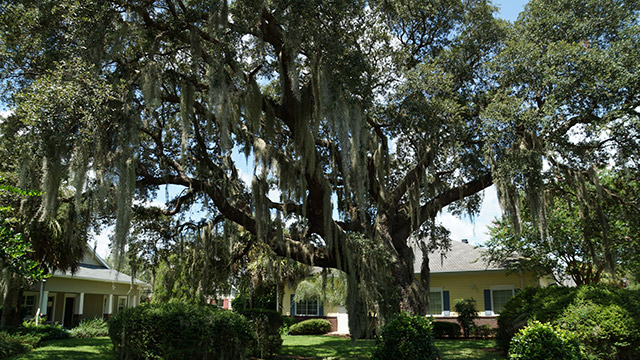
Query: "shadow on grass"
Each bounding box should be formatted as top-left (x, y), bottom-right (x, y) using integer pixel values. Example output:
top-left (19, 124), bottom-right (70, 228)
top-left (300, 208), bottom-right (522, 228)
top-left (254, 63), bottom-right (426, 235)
top-left (7, 337), bottom-right (115, 360)
top-left (435, 339), bottom-right (505, 360)
top-left (280, 335), bottom-right (373, 359)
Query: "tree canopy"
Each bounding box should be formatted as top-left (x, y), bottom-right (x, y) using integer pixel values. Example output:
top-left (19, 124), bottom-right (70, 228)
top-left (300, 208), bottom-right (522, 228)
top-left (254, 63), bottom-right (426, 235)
top-left (1, 0), bottom-right (639, 336)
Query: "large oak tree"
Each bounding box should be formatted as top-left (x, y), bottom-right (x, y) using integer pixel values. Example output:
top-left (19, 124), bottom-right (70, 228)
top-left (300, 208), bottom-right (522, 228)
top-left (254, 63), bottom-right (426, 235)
top-left (1, 0), bottom-right (638, 336)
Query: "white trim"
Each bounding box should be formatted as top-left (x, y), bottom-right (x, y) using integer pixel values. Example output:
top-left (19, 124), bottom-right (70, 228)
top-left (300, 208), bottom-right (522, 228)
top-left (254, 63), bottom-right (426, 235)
top-left (50, 273), bottom-right (150, 287)
top-left (21, 292), bottom-right (39, 319)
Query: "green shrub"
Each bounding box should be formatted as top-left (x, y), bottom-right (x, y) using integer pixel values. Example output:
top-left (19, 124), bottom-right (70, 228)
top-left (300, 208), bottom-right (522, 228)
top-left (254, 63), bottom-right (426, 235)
top-left (69, 317), bottom-right (109, 338)
top-left (17, 320), bottom-right (69, 342)
top-left (289, 318), bottom-right (332, 335)
top-left (497, 286), bottom-right (577, 351)
top-left (0, 332), bottom-right (40, 358)
top-left (473, 324), bottom-right (496, 338)
top-left (281, 316), bottom-right (297, 335)
top-left (508, 321), bottom-right (584, 360)
top-left (497, 285), bottom-right (640, 360)
top-left (432, 321), bottom-right (461, 338)
top-left (372, 312), bottom-right (438, 360)
top-left (109, 302), bottom-right (253, 360)
top-left (236, 309), bottom-right (283, 358)
top-left (454, 298), bottom-right (477, 338)
top-left (558, 298), bottom-right (638, 360)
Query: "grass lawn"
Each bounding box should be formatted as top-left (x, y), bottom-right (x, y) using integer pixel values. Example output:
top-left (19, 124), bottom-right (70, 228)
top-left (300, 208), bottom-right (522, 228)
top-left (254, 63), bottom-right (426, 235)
top-left (280, 335), bottom-right (505, 360)
top-left (7, 337), bottom-right (115, 360)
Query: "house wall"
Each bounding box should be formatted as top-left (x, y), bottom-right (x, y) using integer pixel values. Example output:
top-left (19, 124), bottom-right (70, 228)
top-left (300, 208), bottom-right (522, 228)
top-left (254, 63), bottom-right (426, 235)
top-left (430, 270), bottom-right (537, 316)
top-left (281, 284), bottom-right (340, 317)
top-left (83, 293), bottom-right (104, 319)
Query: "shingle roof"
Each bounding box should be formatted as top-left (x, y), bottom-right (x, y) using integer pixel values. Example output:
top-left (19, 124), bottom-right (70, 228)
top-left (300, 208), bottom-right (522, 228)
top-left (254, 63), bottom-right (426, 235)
top-left (413, 240), bottom-right (504, 274)
top-left (52, 263), bottom-right (152, 288)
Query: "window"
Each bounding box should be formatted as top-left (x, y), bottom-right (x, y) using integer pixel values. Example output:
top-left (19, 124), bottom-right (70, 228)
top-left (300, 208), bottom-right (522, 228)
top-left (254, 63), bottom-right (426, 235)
top-left (21, 295), bottom-right (36, 316)
top-left (295, 299), bottom-right (319, 316)
top-left (117, 297), bottom-right (127, 312)
top-left (428, 290), bottom-right (443, 315)
top-left (492, 288), bottom-right (514, 314)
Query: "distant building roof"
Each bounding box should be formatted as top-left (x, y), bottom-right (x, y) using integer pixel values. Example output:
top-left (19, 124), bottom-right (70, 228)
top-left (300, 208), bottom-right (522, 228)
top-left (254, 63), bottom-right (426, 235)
top-left (414, 240), bottom-right (504, 274)
top-left (52, 264), bottom-right (151, 288)
top-left (51, 247), bottom-right (152, 288)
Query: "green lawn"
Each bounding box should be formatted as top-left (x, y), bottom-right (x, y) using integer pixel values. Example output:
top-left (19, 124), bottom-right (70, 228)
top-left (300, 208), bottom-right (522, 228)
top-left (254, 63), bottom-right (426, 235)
top-left (7, 337), bottom-right (115, 360)
top-left (6, 335), bottom-right (505, 360)
top-left (280, 335), bottom-right (505, 360)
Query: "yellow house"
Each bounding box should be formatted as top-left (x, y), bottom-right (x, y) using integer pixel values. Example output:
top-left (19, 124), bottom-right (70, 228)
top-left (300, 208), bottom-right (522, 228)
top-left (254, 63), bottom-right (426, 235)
top-left (17, 247), bottom-right (151, 327)
top-left (282, 240), bottom-right (544, 333)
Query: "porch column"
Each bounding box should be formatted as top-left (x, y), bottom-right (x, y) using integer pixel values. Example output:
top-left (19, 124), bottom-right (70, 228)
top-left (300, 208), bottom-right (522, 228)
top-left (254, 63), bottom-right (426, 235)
top-left (107, 294), bottom-right (114, 314)
top-left (41, 291), bottom-right (49, 317)
top-left (132, 295), bottom-right (138, 307)
top-left (78, 293), bottom-right (85, 315)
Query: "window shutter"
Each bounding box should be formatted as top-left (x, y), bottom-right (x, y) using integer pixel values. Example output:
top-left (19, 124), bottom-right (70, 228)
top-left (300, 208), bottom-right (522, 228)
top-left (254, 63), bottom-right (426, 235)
top-left (443, 291), bottom-right (450, 312)
top-left (319, 301), bottom-right (324, 316)
top-left (290, 294), bottom-right (295, 316)
top-left (484, 289), bottom-right (492, 313)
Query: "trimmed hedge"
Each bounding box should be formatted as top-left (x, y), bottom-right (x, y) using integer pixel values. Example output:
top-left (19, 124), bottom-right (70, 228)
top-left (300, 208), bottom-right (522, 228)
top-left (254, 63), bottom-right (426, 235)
top-left (508, 321), bottom-right (584, 360)
top-left (498, 285), bottom-right (640, 360)
top-left (432, 321), bottom-right (461, 338)
top-left (372, 312), bottom-right (438, 360)
top-left (109, 302), bottom-right (253, 360)
top-left (289, 319), bottom-right (332, 335)
top-left (236, 309), bottom-right (283, 358)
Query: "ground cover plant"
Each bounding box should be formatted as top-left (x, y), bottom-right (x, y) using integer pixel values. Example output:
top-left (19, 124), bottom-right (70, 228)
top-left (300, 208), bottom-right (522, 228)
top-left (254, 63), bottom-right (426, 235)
top-left (68, 318), bottom-right (109, 339)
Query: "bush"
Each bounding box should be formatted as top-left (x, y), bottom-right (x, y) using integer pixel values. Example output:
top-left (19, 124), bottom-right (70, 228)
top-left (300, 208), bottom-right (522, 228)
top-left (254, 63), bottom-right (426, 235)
top-left (16, 319), bottom-right (69, 342)
top-left (497, 286), bottom-right (577, 351)
top-left (558, 298), bottom-right (639, 360)
top-left (432, 321), bottom-right (461, 338)
top-left (0, 332), bottom-right (40, 358)
top-left (508, 321), bottom-right (584, 360)
top-left (372, 312), bottom-right (438, 360)
top-left (497, 285), bottom-right (640, 360)
top-left (454, 298), bottom-right (477, 338)
top-left (69, 317), bottom-right (109, 338)
top-left (236, 309), bottom-right (283, 358)
top-left (109, 302), bottom-right (253, 360)
top-left (281, 316), bottom-right (297, 335)
top-left (289, 318), bottom-right (332, 335)
top-left (473, 324), bottom-right (496, 338)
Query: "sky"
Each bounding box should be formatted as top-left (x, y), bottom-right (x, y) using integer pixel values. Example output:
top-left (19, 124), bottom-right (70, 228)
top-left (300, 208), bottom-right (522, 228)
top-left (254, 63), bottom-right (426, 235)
top-left (62, 1), bottom-right (532, 257)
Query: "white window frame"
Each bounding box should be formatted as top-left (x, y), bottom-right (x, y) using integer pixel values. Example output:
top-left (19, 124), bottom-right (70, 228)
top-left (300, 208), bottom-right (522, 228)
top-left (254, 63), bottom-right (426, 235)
top-left (294, 298), bottom-right (320, 316)
top-left (428, 287), bottom-right (444, 316)
top-left (117, 296), bottom-right (128, 312)
top-left (490, 285), bottom-right (515, 315)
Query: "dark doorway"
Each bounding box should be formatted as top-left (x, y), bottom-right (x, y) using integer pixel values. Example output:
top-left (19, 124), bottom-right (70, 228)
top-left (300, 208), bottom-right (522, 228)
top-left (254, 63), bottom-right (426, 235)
top-left (63, 297), bottom-right (74, 328)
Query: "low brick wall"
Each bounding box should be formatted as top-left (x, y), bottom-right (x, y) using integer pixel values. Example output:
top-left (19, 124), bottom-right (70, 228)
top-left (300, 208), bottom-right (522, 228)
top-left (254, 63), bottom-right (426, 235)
top-left (432, 316), bottom-right (499, 329)
top-left (291, 316), bottom-right (338, 332)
